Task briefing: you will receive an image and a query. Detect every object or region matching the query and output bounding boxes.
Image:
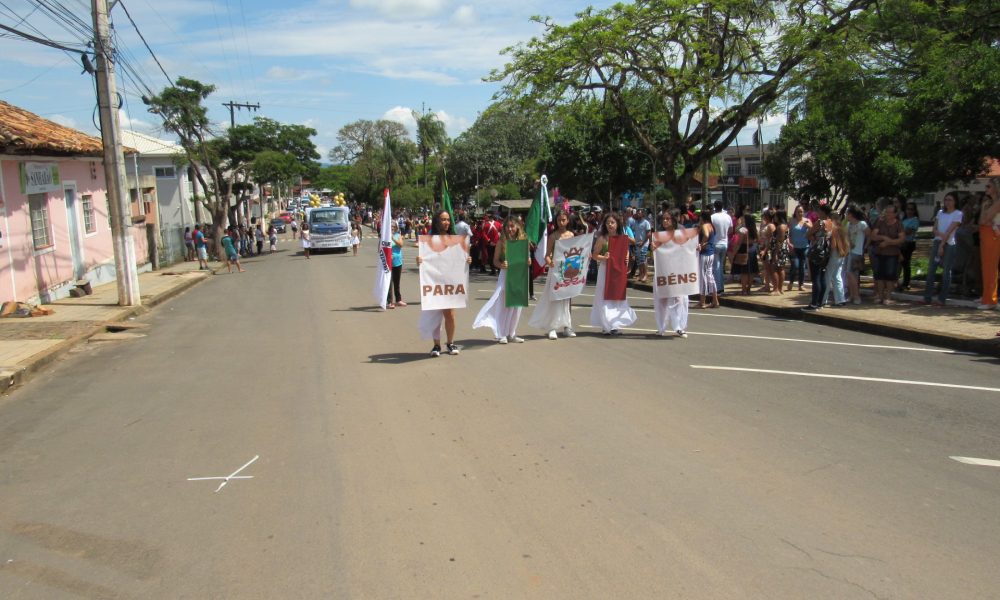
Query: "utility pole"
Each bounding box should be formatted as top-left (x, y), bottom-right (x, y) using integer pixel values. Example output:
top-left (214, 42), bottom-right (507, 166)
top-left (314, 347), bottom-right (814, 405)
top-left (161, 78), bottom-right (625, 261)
top-left (92, 0), bottom-right (141, 306)
top-left (222, 101), bottom-right (260, 129)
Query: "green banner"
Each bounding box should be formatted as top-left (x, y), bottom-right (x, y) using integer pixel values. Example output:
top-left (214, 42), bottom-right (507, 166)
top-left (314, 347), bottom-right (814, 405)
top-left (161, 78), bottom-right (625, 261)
top-left (504, 239), bottom-right (530, 308)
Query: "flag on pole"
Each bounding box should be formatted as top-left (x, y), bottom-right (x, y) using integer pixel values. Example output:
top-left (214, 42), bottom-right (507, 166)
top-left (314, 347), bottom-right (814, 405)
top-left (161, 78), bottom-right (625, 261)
top-left (373, 189), bottom-right (392, 309)
top-left (526, 175), bottom-right (551, 277)
top-left (441, 169), bottom-right (454, 226)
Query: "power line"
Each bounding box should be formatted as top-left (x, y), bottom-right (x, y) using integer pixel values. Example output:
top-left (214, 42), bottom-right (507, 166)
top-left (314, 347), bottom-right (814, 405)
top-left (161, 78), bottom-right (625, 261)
top-left (209, 0), bottom-right (236, 94)
top-left (222, 0), bottom-right (248, 100)
top-left (0, 54), bottom-right (69, 93)
top-left (235, 0), bottom-right (258, 104)
top-left (0, 21), bottom-right (86, 53)
top-left (138, 0), bottom-right (219, 82)
top-left (116, 0), bottom-right (171, 85)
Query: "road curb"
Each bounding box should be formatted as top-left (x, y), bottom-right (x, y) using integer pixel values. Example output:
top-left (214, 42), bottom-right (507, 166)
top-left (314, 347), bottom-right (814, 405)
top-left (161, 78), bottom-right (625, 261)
top-left (1, 272), bottom-right (214, 397)
top-left (627, 281), bottom-right (1000, 357)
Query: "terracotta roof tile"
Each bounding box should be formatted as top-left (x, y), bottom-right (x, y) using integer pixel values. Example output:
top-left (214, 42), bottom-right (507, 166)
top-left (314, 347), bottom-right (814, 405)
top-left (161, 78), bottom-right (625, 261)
top-left (0, 99), bottom-right (135, 157)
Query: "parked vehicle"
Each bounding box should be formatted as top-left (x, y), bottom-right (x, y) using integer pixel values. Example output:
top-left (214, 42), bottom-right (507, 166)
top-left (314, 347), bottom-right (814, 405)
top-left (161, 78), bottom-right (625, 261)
top-left (269, 218), bottom-right (287, 233)
top-left (279, 212), bottom-right (293, 223)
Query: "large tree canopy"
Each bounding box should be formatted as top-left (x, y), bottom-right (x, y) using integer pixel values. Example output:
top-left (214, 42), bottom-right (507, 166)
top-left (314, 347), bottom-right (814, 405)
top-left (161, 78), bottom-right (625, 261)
top-left (490, 0), bottom-right (873, 204)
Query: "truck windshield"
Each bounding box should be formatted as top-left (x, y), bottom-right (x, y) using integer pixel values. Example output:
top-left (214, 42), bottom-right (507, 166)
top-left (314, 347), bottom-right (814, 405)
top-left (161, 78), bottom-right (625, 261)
top-left (311, 210), bottom-right (347, 224)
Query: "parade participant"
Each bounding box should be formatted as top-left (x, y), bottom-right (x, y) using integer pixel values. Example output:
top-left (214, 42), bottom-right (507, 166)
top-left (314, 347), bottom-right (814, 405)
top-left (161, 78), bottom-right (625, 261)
top-left (652, 209), bottom-right (699, 337)
top-left (695, 210), bottom-right (719, 309)
top-left (350, 221), bottom-right (361, 257)
top-left (474, 217), bottom-right (529, 344)
top-left (222, 227), bottom-right (245, 274)
top-left (301, 222), bottom-right (311, 259)
top-left (529, 210), bottom-right (578, 339)
top-left (417, 210), bottom-right (472, 356)
top-left (480, 212), bottom-right (501, 275)
top-left (590, 211), bottom-right (637, 335)
top-left (387, 222), bottom-right (406, 308)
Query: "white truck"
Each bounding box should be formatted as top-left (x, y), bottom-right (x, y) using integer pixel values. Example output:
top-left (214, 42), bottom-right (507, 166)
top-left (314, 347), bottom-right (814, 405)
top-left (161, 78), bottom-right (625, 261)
top-left (306, 206), bottom-right (352, 252)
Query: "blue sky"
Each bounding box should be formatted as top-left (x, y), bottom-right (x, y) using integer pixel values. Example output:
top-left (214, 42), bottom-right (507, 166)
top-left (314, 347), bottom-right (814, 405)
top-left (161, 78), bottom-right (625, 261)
top-left (0, 0), bottom-right (781, 157)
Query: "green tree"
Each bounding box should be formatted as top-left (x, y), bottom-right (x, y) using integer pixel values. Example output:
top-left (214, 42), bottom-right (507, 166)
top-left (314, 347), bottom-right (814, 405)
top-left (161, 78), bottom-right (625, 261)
top-left (413, 110), bottom-right (449, 188)
top-left (491, 0), bottom-right (874, 205)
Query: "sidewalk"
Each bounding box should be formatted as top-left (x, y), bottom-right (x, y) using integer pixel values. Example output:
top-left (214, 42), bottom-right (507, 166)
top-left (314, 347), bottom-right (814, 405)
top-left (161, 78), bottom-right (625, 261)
top-left (629, 279), bottom-right (1000, 357)
top-left (0, 260), bottom-right (217, 394)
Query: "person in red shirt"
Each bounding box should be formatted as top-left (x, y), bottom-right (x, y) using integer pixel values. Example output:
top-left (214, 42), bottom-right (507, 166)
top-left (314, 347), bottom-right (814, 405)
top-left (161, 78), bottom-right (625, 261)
top-left (481, 213), bottom-right (501, 276)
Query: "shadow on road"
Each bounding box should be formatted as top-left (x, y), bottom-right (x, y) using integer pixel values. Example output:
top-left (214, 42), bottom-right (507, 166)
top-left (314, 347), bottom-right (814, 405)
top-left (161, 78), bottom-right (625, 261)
top-left (367, 352), bottom-right (430, 364)
top-left (332, 306), bottom-right (386, 312)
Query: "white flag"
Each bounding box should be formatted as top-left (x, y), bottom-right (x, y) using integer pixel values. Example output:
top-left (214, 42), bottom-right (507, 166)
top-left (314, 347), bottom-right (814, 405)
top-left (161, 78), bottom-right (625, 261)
top-left (373, 189), bottom-right (392, 308)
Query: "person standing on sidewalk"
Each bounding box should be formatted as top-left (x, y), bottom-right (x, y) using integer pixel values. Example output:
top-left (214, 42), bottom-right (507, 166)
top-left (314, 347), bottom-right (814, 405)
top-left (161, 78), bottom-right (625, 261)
top-left (825, 219), bottom-right (849, 307)
top-left (845, 206), bottom-right (869, 304)
top-left (255, 225), bottom-right (265, 256)
top-left (786, 205), bottom-right (811, 292)
top-left (193, 224), bottom-right (209, 270)
top-left (632, 209), bottom-right (652, 283)
top-left (711, 201), bottom-right (732, 295)
top-left (898, 202), bottom-right (920, 291)
top-left (919, 192), bottom-right (963, 307)
top-left (184, 227), bottom-right (195, 262)
top-left (977, 178), bottom-right (1000, 310)
top-left (869, 204), bottom-right (906, 305)
top-left (803, 205), bottom-right (834, 311)
top-left (695, 210), bottom-right (720, 309)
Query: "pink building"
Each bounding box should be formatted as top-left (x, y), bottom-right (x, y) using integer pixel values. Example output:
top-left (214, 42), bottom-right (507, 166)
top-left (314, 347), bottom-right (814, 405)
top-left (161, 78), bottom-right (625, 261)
top-left (0, 100), bottom-right (148, 304)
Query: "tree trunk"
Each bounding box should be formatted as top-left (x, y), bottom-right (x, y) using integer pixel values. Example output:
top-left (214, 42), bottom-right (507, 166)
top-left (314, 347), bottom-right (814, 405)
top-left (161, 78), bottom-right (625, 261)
top-left (422, 151), bottom-right (428, 188)
top-left (211, 205), bottom-right (228, 261)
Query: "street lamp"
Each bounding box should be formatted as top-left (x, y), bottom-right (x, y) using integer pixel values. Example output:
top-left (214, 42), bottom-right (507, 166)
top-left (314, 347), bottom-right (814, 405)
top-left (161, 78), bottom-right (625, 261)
top-left (620, 143), bottom-right (657, 212)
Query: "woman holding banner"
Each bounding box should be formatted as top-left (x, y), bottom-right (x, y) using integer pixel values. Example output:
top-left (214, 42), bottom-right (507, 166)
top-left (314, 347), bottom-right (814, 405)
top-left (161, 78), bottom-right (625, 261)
top-left (590, 212), bottom-right (637, 335)
top-left (416, 210), bottom-right (472, 356)
top-left (529, 210), bottom-right (579, 339)
top-left (652, 209), bottom-right (700, 337)
top-left (474, 217), bottom-right (530, 344)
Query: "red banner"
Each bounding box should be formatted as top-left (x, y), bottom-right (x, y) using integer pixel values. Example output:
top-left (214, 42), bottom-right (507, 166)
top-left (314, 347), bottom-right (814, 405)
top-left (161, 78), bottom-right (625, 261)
top-left (604, 235), bottom-right (629, 301)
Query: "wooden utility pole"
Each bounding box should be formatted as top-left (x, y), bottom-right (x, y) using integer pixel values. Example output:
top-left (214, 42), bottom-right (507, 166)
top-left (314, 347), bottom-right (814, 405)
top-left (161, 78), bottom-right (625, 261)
top-left (92, 0), bottom-right (141, 306)
top-left (222, 101), bottom-right (260, 129)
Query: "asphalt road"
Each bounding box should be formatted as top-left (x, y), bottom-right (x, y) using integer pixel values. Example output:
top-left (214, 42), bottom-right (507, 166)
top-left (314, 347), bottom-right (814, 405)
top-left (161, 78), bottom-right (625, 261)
top-left (1, 232), bottom-right (998, 599)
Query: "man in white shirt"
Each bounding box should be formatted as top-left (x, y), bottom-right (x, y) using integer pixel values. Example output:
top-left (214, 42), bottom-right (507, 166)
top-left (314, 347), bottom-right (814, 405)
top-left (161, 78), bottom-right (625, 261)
top-left (454, 211), bottom-right (473, 238)
top-left (710, 200), bottom-right (732, 293)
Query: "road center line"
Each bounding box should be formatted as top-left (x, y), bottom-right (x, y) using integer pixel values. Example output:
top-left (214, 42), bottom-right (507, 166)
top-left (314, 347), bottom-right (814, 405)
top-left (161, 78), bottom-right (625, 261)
top-left (950, 456), bottom-right (1000, 467)
top-left (690, 366), bottom-right (1000, 393)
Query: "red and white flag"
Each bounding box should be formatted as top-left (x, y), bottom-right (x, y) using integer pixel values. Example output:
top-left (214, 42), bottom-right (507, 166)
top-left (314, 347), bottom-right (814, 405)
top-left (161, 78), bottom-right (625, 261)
top-left (373, 189), bottom-right (392, 308)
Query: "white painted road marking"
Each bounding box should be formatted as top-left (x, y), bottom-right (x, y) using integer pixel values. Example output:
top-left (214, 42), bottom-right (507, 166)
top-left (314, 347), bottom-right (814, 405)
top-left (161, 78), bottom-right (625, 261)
top-left (691, 366), bottom-right (1000, 393)
top-left (950, 456), bottom-right (1000, 468)
top-left (189, 455), bottom-right (260, 493)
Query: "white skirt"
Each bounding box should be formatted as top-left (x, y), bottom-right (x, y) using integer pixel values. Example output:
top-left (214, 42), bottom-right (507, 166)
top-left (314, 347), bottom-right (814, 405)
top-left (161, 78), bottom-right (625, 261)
top-left (350, 236), bottom-right (360, 246)
top-left (590, 262), bottom-right (637, 332)
top-left (654, 296), bottom-right (689, 334)
top-left (418, 309), bottom-right (444, 341)
top-left (473, 270), bottom-right (522, 339)
top-left (528, 269), bottom-right (572, 332)
top-left (301, 238), bottom-right (310, 248)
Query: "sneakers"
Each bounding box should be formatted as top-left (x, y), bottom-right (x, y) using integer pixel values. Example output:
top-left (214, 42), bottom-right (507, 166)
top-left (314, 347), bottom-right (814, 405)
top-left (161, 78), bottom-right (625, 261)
top-left (977, 303), bottom-right (997, 310)
top-left (430, 344), bottom-right (441, 357)
top-left (509, 336), bottom-right (524, 343)
top-left (676, 329), bottom-right (688, 338)
top-left (563, 327), bottom-right (576, 337)
top-left (498, 336), bottom-right (508, 344)
top-left (530, 294), bottom-right (537, 301)
top-left (447, 343), bottom-right (460, 355)
top-left (802, 305), bottom-right (818, 312)
top-left (548, 330), bottom-right (558, 340)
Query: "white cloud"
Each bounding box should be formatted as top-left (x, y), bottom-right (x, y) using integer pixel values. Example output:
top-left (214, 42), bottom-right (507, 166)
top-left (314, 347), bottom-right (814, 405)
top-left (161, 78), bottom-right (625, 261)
top-left (452, 5), bottom-right (475, 25)
top-left (350, 0), bottom-right (447, 19)
top-left (48, 114), bottom-right (79, 130)
top-left (267, 66), bottom-right (302, 80)
top-left (434, 109), bottom-right (470, 137)
top-left (383, 106), bottom-right (417, 132)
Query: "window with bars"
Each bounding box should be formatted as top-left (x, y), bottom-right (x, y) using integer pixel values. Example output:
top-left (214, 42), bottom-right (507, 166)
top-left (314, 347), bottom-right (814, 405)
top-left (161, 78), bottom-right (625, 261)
top-left (82, 194), bottom-right (96, 233)
top-left (746, 162), bottom-right (761, 175)
top-left (154, 166), bottom-right (176, 178)
top-left (29, 193), bottom-right (52, 250)
top-left (726, 162), bottom-right (741, 176)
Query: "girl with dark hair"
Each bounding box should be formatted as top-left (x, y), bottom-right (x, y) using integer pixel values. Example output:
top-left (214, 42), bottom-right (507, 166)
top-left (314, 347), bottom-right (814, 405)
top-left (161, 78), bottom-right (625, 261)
top-left (652, 209), bottom-right (699, 337)
top-left (728, 213), bottom-right (759, 295)
top-left (787, 204), bottom-right (811, 291)
top-left (474, 217), bottom-right (529, 344)
top-left (757, 209), bottom-right (776, 293)
top-left (770, 209), bottom-right (789, 294)
top-left (590, 211), bottom-right (637, 334)
top-left (416, 210), bottom-right (472, 356)
top-left (803, 204), bottom-right (835, 310)
top-left (530, 209), bottom-right (578, 339)
top-left (898, 202), bottom-right (919, 290)
top-left (696, 210), bottom-right (719, 309)
top-left (845, 205), bottom-right (868, 304)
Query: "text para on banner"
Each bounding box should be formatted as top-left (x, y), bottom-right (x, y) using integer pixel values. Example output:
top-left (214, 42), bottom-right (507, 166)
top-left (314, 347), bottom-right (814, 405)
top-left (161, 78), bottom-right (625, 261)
top-left (418, 235), bottom-right (470, 310)
top-left (551, 232), bottom-right (593, 300)
top-left (19, 162), bottom-right (61, 195)
top-left (652, 231), bottom-right (700, 298)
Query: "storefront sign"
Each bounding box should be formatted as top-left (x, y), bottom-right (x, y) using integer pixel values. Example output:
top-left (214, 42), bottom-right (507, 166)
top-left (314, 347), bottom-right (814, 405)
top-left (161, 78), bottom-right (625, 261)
top-left (19, 162), bottom-right (61, 194)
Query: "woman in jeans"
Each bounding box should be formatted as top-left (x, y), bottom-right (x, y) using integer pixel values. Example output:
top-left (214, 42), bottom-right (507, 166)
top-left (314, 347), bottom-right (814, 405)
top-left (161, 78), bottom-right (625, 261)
top-left (919, 192), bottom-right (964, 307)
top-left (844, 206), bottom-right (869, 304)
top-left (824, 218), bottom-right (849, 307)
top-left (898, 202), bottom-right (920, 291)
top-left (786, 205), bottom-right (811, 292)
top-left (803, 205), bottom-right (834, 311)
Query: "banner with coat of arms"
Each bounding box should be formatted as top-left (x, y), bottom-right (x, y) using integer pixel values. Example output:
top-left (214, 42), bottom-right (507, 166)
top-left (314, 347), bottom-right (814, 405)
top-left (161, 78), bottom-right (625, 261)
top-left (550, 232), bottom-right (593, 300)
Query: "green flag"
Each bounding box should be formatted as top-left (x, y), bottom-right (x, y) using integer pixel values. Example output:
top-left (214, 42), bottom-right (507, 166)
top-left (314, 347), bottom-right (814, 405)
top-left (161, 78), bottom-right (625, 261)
top-left (442, 169), bottom-right (454, 226)
top-left (504, 239), bottom-right (530, 308)
top-left (525, 176), bottom-right (550, 246)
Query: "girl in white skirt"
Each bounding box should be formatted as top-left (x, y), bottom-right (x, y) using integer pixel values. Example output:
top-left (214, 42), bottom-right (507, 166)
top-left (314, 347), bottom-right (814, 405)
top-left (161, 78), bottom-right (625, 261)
top-left (529, 209), bottom-right (577, 339)
top-left (300, 222), bottom-right (311, 259)
top-left (651, 209), bottom-right (699, 337)
top-left (350, 221), bottom-right (361, 257)
top-left (590, 211), bottom-right (636, 335)
top-left (417, 210), bottom-right (472, 357)
top-left (474, 217), bottom-right (529, 344)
